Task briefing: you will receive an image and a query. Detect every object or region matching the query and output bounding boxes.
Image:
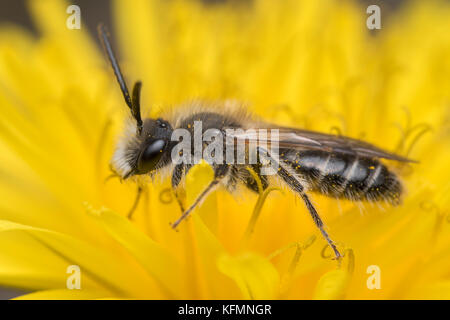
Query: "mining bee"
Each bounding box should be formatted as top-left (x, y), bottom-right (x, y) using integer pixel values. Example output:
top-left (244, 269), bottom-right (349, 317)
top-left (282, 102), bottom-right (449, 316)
top-left (99, 25), bottom-right (415, 259)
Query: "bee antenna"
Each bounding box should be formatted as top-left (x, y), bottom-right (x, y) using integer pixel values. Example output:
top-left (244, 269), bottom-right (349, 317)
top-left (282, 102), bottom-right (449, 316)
top-left (98, 23), bottom-right (143, 133)
top-left (132, 81), bottom-right (143, 134)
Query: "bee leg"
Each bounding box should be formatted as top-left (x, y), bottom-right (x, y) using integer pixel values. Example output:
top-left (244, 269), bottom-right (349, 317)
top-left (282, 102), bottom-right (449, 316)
top-left (128, 186), bottom-right (143, 219)
top-left (300, 191), bottom-right (342, 260)
top-left (173, 190), bottom-right (185, 213)
top-left (277, 163), bottom-right (342, 260)
top-left (242, 164), bottom-right (269, 193)
top-left (171, 164), bottom-right (228, 229)
top-left (171, 164), bottom-right (193, 213)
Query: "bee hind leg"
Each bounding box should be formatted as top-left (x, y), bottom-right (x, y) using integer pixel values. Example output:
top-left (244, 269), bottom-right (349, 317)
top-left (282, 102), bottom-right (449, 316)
top-left (171, 164), bottom-right (228, 229)
top-left (276, 161), bottom-right (342, 260)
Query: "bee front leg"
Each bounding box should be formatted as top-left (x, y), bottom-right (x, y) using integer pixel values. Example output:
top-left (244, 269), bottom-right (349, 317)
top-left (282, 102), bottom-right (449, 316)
top-left (173, 189), bottom-right (186, 214)
top-left (171, 164), bottom-right (228, 229)
top-left (171, 164), bottom-right (193, 213)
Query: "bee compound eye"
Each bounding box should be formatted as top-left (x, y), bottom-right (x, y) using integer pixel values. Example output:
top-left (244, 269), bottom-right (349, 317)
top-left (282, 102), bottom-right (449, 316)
top-left (137, 139), bottom-right (166, 173)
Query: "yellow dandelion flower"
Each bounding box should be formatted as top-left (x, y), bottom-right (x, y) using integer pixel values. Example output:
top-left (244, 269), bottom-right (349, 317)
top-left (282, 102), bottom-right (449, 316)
top-left (0, 0), bottom-right (449, 300)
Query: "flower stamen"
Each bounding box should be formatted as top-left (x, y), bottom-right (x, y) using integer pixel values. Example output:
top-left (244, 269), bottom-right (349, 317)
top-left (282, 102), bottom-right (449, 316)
top-left (242, 186), bottom-right (282, 244)
top-left (128, 186), bottom-right (143, 219)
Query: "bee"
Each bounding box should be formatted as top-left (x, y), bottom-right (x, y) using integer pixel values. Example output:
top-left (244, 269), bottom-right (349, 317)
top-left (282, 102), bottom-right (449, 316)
top-left (98, 25), bottom-right (415, 259)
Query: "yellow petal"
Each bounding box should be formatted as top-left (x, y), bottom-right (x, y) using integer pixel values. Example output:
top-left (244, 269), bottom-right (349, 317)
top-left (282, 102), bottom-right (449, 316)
top-left (407, 281), bottom-right (450, 300)
top-left (86, 205), bottom-right (186, 299)
top-left (313, 269), bottom-right (351, 300)
top-left (188, 216), bottom-right (241, 299)
top-left (173, 161), bottom-right (216, 298)
top-left (218, 252), bottom-right (279, 299)
top-left (14, 289), bottom-right (109, 300)
top-left (0, 220), bottom-right (150, 297)
top-left (185, 161), bottom-right (217, 232)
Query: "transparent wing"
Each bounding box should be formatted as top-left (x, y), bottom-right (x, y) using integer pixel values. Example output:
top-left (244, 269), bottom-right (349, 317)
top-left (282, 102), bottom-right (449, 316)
top-left (224, 125), bottom-right (416, 162)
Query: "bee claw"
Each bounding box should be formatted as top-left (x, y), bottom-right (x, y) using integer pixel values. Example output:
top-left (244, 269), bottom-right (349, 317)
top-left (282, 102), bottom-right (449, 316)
top-left (332, 253), bottom-right (343, 260)
top-left (170, 221), bottom-right (179, 230)
top-left (331, 247), bottom-right (343, 260)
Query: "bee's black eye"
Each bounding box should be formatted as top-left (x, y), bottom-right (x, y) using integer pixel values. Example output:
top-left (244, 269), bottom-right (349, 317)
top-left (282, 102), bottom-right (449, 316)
top-left (137, 139), bottom-right (166, 173)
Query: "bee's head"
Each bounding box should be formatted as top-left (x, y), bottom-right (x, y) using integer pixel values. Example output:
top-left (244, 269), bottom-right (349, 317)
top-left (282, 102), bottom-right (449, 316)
top-left (112, 117), bottom-right (173, 179)
top-left (98, 25), bottom-right (174, 179)
top-left (133, 118), bottom-right (173, 177)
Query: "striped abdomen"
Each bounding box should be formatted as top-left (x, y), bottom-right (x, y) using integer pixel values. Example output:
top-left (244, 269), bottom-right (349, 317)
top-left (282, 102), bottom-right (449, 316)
top-left (282, 150), bottom-right (402, 204)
